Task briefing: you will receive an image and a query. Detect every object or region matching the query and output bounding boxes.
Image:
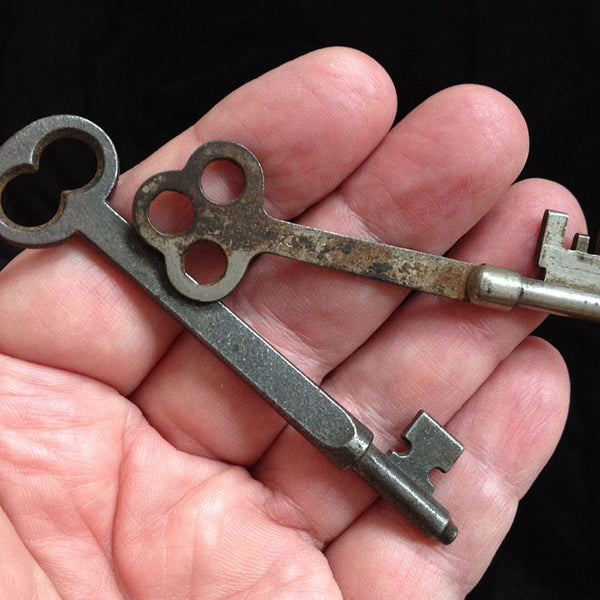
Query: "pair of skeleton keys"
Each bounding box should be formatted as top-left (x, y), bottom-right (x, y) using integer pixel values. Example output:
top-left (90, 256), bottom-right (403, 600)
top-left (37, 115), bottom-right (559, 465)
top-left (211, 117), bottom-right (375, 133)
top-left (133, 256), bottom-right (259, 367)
top-left (0, 115), bottom-right (597, 544)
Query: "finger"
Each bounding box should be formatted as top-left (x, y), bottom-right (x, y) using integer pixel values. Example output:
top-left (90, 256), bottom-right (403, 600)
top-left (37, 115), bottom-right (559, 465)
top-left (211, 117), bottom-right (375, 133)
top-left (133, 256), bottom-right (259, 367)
top-left (230, 84), bottom-right (531, 375)
top-left (325, 336), bottom-right (569, 599)
top-left (133, 84), bottom-right (530, 463)
top-left (0, 47), bottom-right (396, 393)
top-left (251, 178), bottom-right (584, 542)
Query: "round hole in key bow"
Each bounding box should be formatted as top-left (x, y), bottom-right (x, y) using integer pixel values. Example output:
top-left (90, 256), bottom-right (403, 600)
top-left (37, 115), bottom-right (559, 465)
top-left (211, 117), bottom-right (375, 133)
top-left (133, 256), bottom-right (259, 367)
top-left (0, 138), bottom-right (96, 227)
top-left (148, 191), bottom-right (195, 235)
top-left (184, 240), bottom-right (228, 284)
top-left (200, 159), bottom-right (245, 204)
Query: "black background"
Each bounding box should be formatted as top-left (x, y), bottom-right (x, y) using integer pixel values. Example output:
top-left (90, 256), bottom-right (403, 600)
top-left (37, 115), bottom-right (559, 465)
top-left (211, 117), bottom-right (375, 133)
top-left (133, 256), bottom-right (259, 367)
top-left (1, 2), bottom-right (598, 597)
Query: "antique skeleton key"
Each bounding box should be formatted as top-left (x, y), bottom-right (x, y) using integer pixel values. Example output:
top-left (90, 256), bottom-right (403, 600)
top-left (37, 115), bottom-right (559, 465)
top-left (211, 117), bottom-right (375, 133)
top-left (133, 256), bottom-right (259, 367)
top-left (133, 140), bottom-right (600, 324)
top-left (0, 115), bottom-right (464, 544)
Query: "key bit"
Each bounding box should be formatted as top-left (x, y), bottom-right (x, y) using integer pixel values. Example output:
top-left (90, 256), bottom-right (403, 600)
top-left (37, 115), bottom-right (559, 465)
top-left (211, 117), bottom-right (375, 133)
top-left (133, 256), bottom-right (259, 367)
top-left (355, 411), bottom-right (463, 544)
top-left (536, 209), bottom-right (600, 294)
top-left (391, 411), bottom-right (463, 495)
top-left (468, 210), bottom-right (600, 320)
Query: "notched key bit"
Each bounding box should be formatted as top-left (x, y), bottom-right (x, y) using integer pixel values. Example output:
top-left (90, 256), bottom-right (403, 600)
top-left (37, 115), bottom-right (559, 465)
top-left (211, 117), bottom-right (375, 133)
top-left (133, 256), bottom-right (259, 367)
top-left (536, 209), bottom-right (600, 294)
top-left (355, 411), bottom-right (463, 544)
top-left (392, 411), bottom-right (463, 495)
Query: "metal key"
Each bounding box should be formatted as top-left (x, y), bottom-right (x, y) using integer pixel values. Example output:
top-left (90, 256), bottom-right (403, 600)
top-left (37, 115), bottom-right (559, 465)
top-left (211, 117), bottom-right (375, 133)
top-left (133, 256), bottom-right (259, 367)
top-left (0, 115), bottom-right (463, 544)
top-left (132, 140), bottom-right (600, 322)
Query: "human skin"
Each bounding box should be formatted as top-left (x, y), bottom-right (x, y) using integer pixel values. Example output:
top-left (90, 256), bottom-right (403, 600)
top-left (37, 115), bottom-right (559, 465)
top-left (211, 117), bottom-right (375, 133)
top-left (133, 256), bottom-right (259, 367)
top-left (0, 47), bottom-right (584, 599)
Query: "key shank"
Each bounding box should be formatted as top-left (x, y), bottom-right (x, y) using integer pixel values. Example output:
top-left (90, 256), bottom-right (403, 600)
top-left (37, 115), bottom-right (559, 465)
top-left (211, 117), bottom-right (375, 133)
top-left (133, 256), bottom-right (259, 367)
top-left (263, 218), bottom-right (475, 301)
top-left (467, 265), bottom-right (600, 321)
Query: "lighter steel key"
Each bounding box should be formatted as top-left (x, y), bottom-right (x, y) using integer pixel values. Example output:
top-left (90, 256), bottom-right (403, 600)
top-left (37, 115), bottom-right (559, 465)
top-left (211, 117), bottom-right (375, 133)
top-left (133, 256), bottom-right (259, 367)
top-left (0, 115), bottom-right (463, 544)
top-left (133, 140), bottom-right (600, 322)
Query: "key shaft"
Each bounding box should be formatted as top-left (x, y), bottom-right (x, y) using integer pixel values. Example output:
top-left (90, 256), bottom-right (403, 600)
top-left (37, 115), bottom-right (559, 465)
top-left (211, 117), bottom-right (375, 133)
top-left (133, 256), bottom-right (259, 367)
top-left (467, 264), bottom-right (600, 321)
top-left (253, 216), bottom-right (476, 301)
top-left (263, 215), bottom-right (600, 321)
top-left (239, 215), bottom-right (600, 321)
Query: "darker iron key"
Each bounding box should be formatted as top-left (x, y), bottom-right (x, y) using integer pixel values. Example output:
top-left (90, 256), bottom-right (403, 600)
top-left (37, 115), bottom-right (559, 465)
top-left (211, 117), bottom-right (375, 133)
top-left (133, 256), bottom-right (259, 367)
top-left (0, 115), bottom-right (464, 543)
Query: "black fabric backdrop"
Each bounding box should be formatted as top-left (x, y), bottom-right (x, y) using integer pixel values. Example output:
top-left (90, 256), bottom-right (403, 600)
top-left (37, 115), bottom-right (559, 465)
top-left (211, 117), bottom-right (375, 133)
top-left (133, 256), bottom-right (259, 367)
top-left (0, 2), bottom-right (598, 597)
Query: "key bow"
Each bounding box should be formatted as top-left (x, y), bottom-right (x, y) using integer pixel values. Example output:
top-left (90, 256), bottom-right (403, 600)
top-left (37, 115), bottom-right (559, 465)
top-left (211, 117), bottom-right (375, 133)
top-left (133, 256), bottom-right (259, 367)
top-left (133, 140), bottom-right (268, 302)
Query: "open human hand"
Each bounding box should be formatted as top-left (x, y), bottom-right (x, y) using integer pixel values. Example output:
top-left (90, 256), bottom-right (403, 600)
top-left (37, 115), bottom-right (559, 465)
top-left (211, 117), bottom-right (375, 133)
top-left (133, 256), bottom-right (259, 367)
top-left (0, 48), bottom-right (584, 598)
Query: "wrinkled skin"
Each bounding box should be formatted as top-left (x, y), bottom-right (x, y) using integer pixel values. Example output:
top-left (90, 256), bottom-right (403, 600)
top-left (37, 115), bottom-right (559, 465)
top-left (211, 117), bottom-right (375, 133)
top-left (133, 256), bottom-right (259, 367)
top-left (0, 48), bottom-right (582, 599)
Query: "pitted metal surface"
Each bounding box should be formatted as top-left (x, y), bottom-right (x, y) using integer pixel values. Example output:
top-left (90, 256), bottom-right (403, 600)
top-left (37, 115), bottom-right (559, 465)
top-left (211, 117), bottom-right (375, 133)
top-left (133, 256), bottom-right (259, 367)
top-left (133, 140), bottom-right (476, 302)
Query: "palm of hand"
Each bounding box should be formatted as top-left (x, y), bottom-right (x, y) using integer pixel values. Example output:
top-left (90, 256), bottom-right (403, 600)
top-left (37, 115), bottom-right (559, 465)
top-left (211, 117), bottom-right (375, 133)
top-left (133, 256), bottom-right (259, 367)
top-left (0, 49), bottom-right (582, 599)
top-left (1, 356), bottom-right (333, 598)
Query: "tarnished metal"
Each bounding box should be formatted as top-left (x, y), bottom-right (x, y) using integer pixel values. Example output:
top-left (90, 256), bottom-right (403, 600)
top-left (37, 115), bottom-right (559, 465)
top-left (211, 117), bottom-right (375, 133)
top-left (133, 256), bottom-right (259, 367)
top-left (133, 140), bottom-right (476, 302)
top-left (0, 115), bottom-right (464, 544)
